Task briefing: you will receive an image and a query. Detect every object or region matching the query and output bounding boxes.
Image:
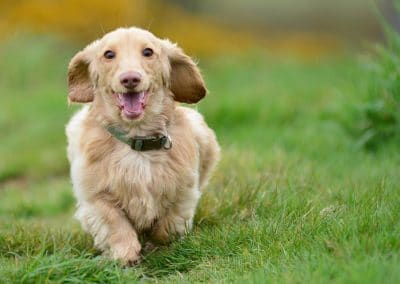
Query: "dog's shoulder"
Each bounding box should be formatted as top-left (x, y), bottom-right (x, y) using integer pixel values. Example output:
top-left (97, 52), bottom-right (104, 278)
top-left (174, 106), bottom-right (212, 139)
top-left (174, 106), bottom-right (206, 127)
top-left (66, 106), bottom-right (90, 162)
top-left (66, 106), bottom-right (90, 138)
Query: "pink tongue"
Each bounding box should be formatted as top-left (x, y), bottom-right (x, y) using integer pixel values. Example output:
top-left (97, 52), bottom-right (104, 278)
top-left (121, 92), bottom-right (144, 117)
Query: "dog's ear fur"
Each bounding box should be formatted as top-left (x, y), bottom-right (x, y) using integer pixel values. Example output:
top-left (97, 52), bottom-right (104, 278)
top-left (67, 43), bottom-right (97, 103)
top-left (163, 40), bottom-right (206, 104)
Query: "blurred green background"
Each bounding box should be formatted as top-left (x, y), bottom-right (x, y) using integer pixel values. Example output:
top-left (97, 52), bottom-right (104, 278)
top-left (1, 0), bottom-right (400, 283)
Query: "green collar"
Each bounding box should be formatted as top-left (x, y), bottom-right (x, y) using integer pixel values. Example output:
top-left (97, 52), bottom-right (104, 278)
top-left (105, 125), bottom-right (172, 151)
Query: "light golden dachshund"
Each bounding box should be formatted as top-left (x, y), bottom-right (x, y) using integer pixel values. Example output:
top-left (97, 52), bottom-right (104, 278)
top-left (66, 27), bottom-right (220, 265)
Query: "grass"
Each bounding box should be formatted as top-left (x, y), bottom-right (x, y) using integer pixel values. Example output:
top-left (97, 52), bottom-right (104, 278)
top-left (0, 36), bottom-right (399, 283)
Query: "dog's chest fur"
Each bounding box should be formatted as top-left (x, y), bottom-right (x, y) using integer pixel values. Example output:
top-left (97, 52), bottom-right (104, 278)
top-left (70, 108), bottom-right (199, 231)
top-left (105, 149), bottom-right (197, 230)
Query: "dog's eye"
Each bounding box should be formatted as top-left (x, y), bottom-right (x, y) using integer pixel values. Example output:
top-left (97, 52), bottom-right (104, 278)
top-left (104, 50), bottom-right (116, 59)
top-left (142, 48), bottom-right (154, 57)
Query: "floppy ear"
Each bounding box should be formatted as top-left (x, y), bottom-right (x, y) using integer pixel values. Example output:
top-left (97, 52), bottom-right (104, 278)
top-left (67, 47), bottom-right (95, 103)
top-left (163, 41), bottom-right (207, 104)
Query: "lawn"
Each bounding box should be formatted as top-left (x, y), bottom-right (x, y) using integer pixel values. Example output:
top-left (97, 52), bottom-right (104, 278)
top-left (0, 36), bottom-right (399, 283)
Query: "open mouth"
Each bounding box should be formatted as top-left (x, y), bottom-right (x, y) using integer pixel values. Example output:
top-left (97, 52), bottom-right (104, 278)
top-left (114, 91), bottom-right (149, 119)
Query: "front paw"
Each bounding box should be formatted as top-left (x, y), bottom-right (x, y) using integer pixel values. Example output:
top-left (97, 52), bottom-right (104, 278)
top-left (109, 240), bottom-right (142, 266)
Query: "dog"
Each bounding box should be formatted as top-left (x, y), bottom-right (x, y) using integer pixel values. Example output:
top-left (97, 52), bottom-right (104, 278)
top-left (65, 27), bottom-right (220, 265)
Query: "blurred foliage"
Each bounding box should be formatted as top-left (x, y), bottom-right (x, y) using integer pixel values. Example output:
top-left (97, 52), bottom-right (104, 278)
top-left (358, 14), bottom-right (400, 150)
top-left (0, 0), bottom-right (341, 57)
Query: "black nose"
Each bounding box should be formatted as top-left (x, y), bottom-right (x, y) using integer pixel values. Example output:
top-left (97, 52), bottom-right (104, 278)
top-left (119, 71), bottom-right (142, 89)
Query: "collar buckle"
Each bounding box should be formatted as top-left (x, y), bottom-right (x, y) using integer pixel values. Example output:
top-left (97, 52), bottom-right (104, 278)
top-left (161, 135), bottom-right (172, 150)
top-left (130, 135), bottom-right (172, 151)
top-left (132, 139), bottom-right (144, 151)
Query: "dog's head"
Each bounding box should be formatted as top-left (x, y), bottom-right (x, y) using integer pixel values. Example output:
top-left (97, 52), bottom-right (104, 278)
top-left (68, 27), bottom-right (206, 123)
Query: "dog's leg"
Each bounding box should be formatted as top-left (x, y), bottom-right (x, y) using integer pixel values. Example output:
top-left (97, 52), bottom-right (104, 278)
top-left (76, 199), bottom-right (141, 265)
top-left (149, 187), bottom-right (201, 244)
top-left (150, 212), bottom-right (192, 244)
